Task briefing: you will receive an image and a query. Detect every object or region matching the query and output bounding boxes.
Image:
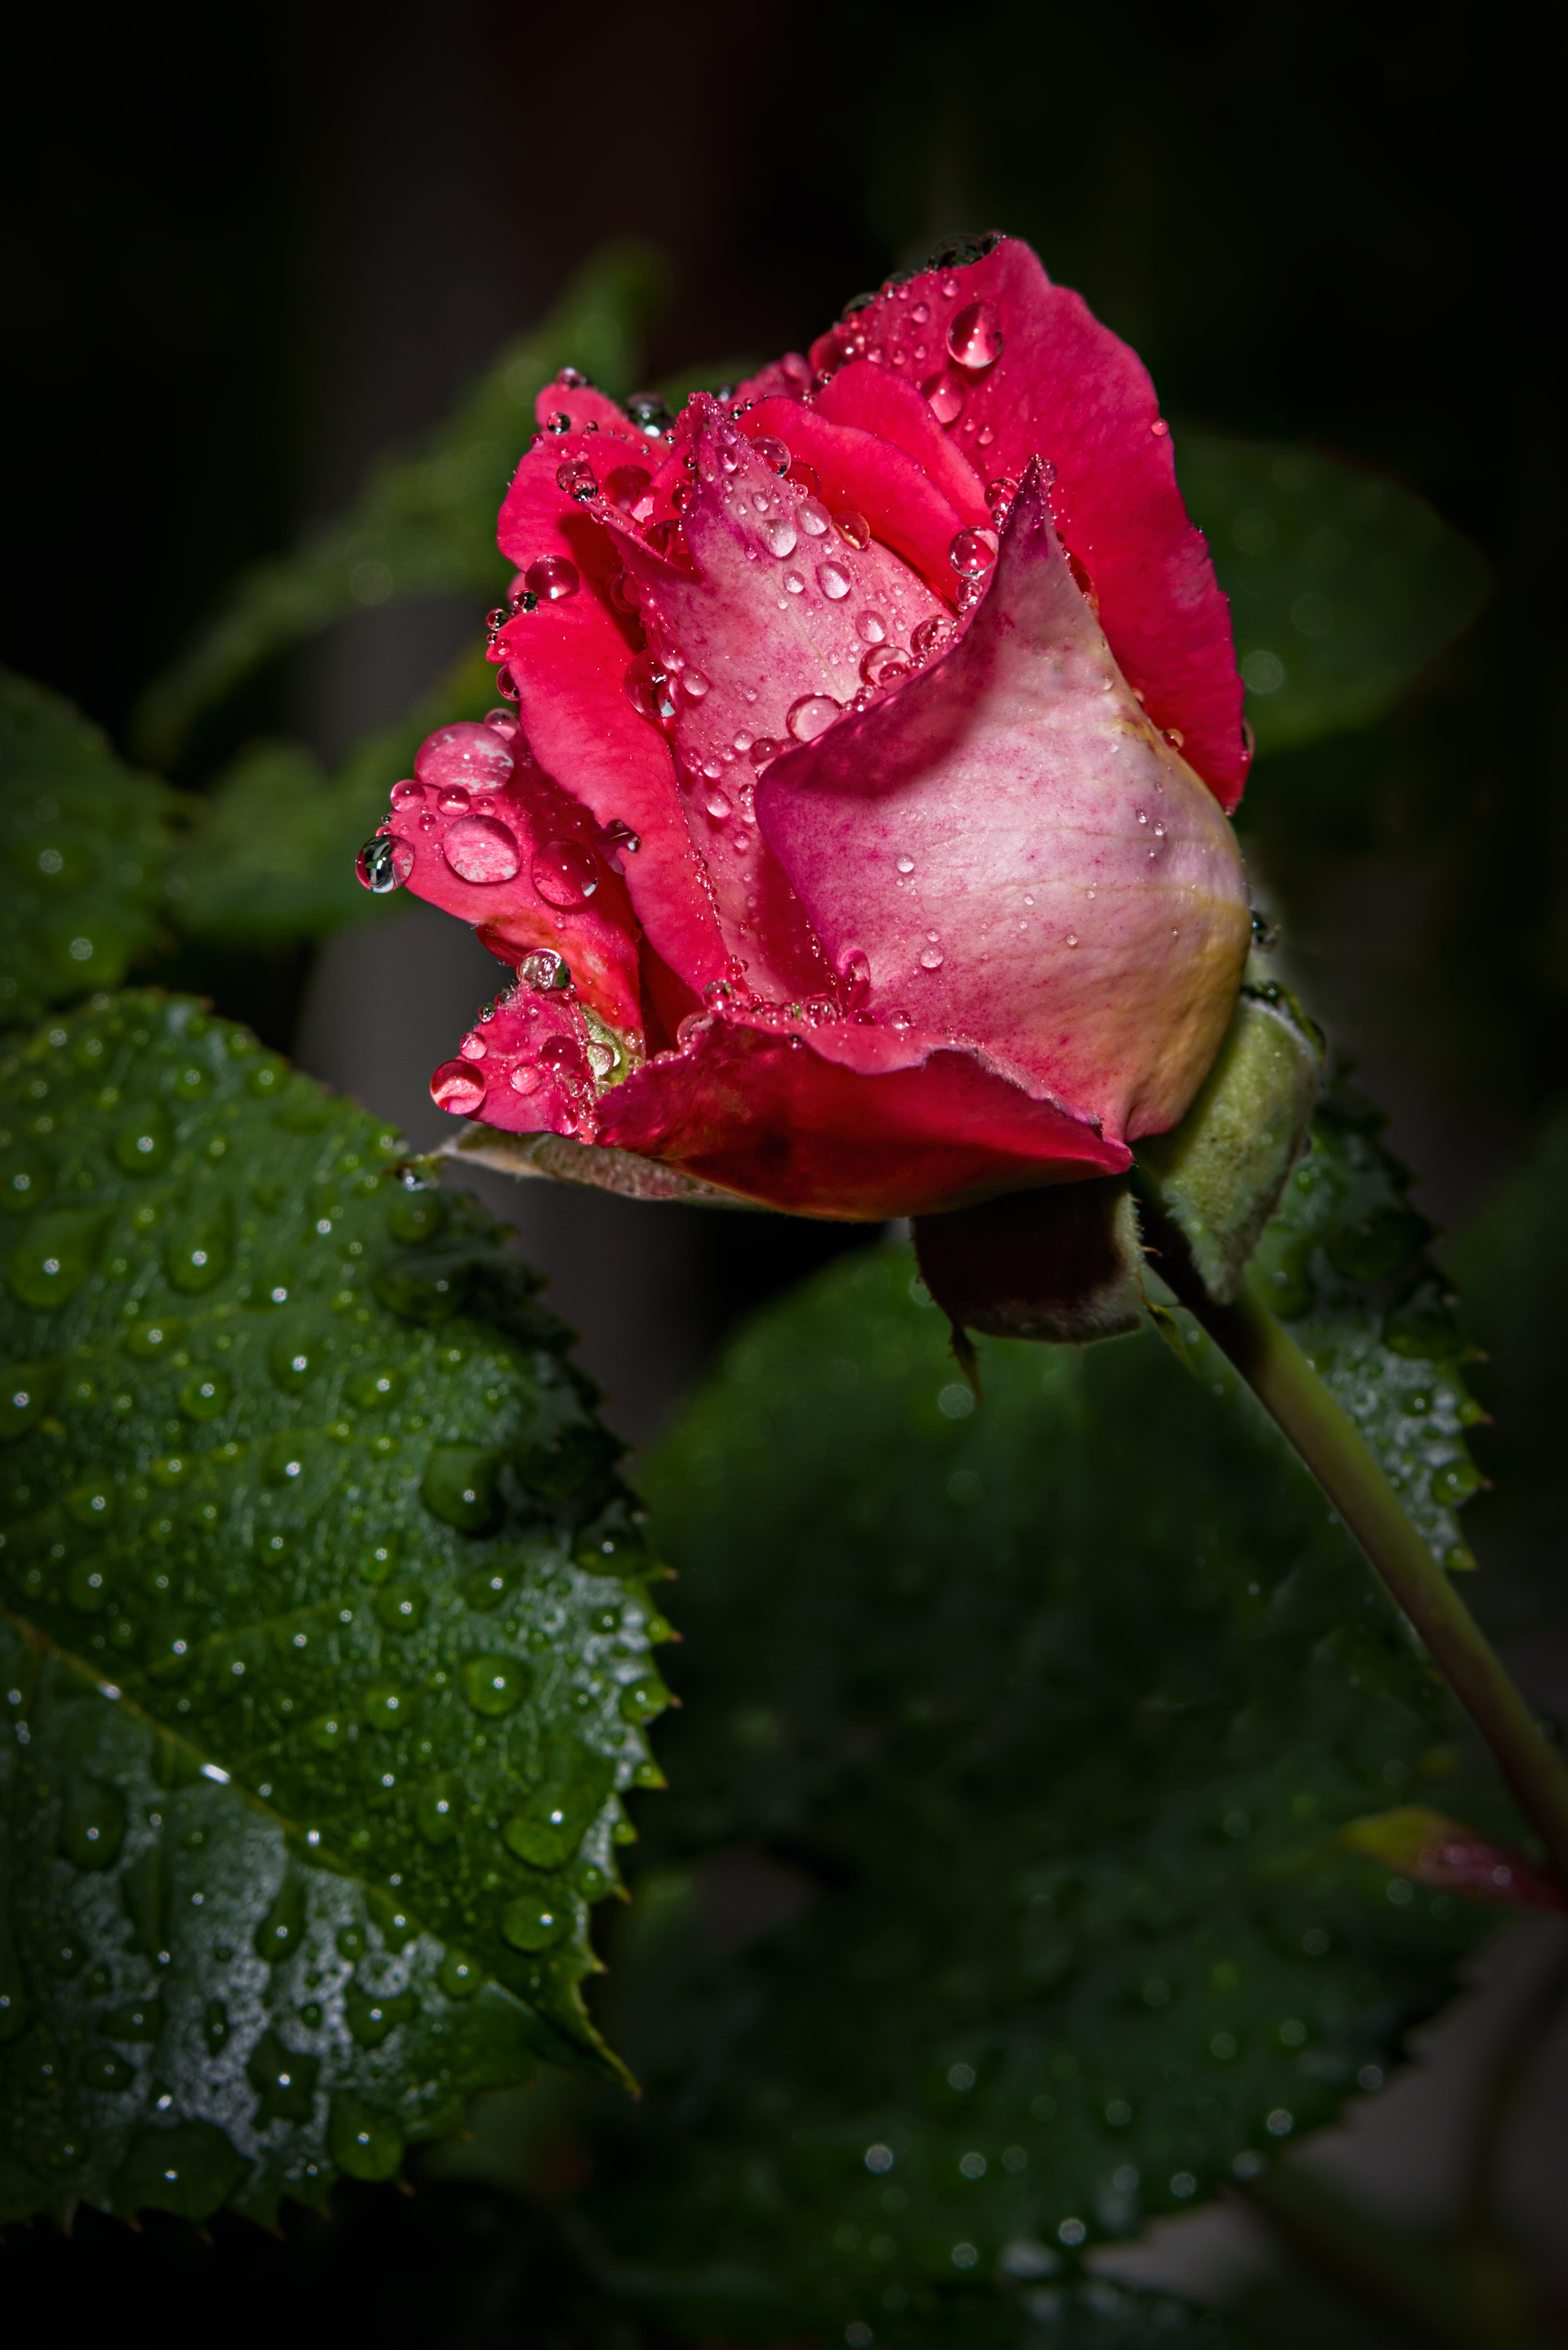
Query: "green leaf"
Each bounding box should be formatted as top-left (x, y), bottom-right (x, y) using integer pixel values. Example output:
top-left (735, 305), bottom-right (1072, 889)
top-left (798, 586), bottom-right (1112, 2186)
top-left (0, 992), bottom-right (670, 2227)
top-left (548, 1246), bottom-right (1497, 2343)
top-left (133, 246), bottom-right (669, 766)
top-left (1247, 1078), bottom-right (1487, 1569)
top-left (163, 649), bottom-right (496, 949)
top-left (0, 674), bottom-right (180, 1028)
top-left (1180, 436), bottom-right (1489, 755)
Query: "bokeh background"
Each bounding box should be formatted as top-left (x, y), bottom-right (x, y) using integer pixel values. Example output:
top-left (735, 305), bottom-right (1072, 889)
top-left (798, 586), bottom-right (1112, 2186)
top-left (5, 0), bottom-right (1563, 2334)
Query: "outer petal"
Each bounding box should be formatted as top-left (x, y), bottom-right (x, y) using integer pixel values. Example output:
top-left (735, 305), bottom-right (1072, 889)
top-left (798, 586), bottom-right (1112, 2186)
top-left (743, 395), bottom-right (969, 601)
top-left (387, 737), bottom-right (644, 1036)
top-left (614, 402), bottom-right (946, 1000)
top-left (755, 463), bottom-right (1252, 1145)
top-left (495, 433), bottom-right (727, 992)
top-left (532, 374), bottom-right (644, 438)
top-left (430, 979), bottom-right (600, 1141)
top-left (596, 1013), bottom-right (1126, 1218)
top-left (811, 240), bottom-right (1249, 808)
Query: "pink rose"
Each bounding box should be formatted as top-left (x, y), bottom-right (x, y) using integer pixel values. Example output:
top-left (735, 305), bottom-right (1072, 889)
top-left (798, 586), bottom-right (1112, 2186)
top-left (368, 236), bottom-right (1251, 1218)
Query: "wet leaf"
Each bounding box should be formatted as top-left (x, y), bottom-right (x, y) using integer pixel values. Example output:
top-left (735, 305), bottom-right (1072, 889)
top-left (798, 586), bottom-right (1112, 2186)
top-left (0, 674), bottom-right (180, 1027)
top-left (0, 993), bottom-right (670, 2227)
top-left (543, 1245), bottom-right (1500, 2343)
top-left (1182, 436), bottom-right (1489, 755)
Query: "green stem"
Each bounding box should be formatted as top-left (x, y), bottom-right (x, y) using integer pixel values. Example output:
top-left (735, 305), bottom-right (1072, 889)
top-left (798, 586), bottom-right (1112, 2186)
top-left (1190, 1280), bottom-right (1568, 1891)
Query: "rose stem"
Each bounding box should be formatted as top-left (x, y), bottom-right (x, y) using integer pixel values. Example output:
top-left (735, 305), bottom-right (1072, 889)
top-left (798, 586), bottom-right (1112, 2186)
top-left (1186, 1282), bottom-right (1568, 1892)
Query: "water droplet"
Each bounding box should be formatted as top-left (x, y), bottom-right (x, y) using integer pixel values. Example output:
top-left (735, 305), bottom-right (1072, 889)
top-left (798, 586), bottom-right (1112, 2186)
top-left (438, 1948), bottom-right (482, 1998)
top-left (912, 614), bottom-right (956, 659)
top-left (855, 611), bottom-right (889, 647)
top-left (523, 553), bottom-right (580, 602)
top-left (623, 654), bottom-right (678, 725)
top-left (782, 570), bottom-right (806, 595)
top-left (947, 298), bottom-right (1004, 370)
top-left (817, 562), bottom-right (852, 600)
top-left (60, 1778), bottom-right (127, 1870)
top-left (114, 2119), bottom-right (250, 2219)
top-left (357, 833), bottom-right (414, 893)
top-left (531, 840), bottom-right (599, 908)
top-left (459, 1030), bottom-right (487, 1062)
top-left (704, 787), bottom-right (733, 819)
top-left (1066, 932), bottom-right (1078, 947)
top-left (442, 815), bottom-right (521, 887)
top-left (760, 514), bottom-right (799, 558)
top-left (328, 2093), bottom-right (404, 2181)
top-left (861, 645), bottom-right (911, 688)
top-left (502, 1892), bottom-right (571, 1952)
top-left (518, 948), bottom-right (569, 991)
top-left (949, 527), bottom-right (999, 578)
top-left (752, 434), bottom-right (791, 474)
top-left (841, 949), bottom-right (872, 1008)
top-left (430, 1060), bottom-right (486, 1116)
top-left (415, 722), bottom-right (515, 794)
top-left (832, 512), bottom-right (871, 553)
top-left (555, 458), bottom-right (597, 500)
top-left (681, 669), bottom-right (711, 700)
top-left (423, 1444), bottom-right (502, 1533)
top-left (254, 1873), bottom-right (306, 1963)
top-left (389, 778), bottom-right (423, 809)
top-left (461, 1654), bottom-right (530, 1717)
top-left (484, 707), bottom-right (519, 736)
top-left (894, 854), bottom-right (916, 874)
top-left (919, 945), bottom-right (944, 970)
top-left (787, 694), bottom-right (840, 743)
top-left (921, 369), bottom-right (966, 423)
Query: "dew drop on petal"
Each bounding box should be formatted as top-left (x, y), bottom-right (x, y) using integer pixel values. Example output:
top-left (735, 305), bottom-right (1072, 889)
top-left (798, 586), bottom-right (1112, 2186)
top-left (949, 528), bottom-right (999, 578)
top-left (416, 722), bottom-right (515, 793)
top-left (785, 571), bottom-right (806, 595)
top-left (356, 834), bottom-right (414, 894)
top-left (1066, 933), bottom-right (1079, 947)
top-left (919, 945), bottom-right (944, 970)
top-left (912, 613), bottom-right (956, 659)
top-left (834, 512), bottom-right (871, 551)
top-left (911, 301), bottom-right (930, 324)
top-left (787, 459), bottom-right (822, 497)
top-left (862, 645), bottom-right (911, 687)
top-left (787, 694), bottom-right (841, 743)
top-left (760, 515), bottom-right (799, 558)
top-left (681, 669), bottom-right (711, 700)
top-left (857, 610), bottom-right (888, 644)
top-left (555, 459), bottom-right (597, 500)
top-left (438, 787), bottom-right (471, 814)
top-left (704, 787), bottom-right (732, 819)
top-left (603, 463), bottom-right (653, 514)
top-left (921, 369), bottom-right (966, 424)
top-left (624, 655), bottom-right (678, 724)
top-left (444, 816), bottom-right (521, 885)
top-left (895, 855), bottom-right (916, 875)
top-left (752, 434), bottom-right (792, 475)
top-left (841, 948), bottom-right (871, 1006)
top-left (531, 841), bottom-right (599, 908)
top-left (519, 949), bottom-right (568, 990)
top-left (796, 495), bottom-right (830, 538)
top-left (459, 1032), bottom-right (487, 1059)
top-left (524, 555), bottom-right (580, 601)
top-left (817, 562), bottom-right (852, 600)
top-left (389, 779), bottom-right (423, 809)
top-left (947, 299), bottom-right (1004, 370)
top-left (508, 1063), bottom-right (542, 1094)
top-left (431, 1060), bottom-right (487, 1116)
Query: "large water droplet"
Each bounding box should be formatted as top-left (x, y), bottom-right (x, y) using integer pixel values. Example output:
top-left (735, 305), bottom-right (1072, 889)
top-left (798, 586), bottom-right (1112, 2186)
top-left (328, 2093), bottom-right (404, 2182)
top-left (519, 947), bottom-right (569, 991)
top-left (817, 562), bottom-right (852, 601)
top-left (920, 945), bottom-right (945, 970)
top-left (460, 1654), bottom-right (530, 1716)
top-left (840, 949), bottom-right (871, 1008)
top-left (524, 555), bottom-right (580, 601)
top-left (798, 497), bottom-right (830, 537)
top-left (752, 434), bottom-right (791, 475)
top-left (760, 515), bottom-right (798, 559)
top-left (623, 654), bottom-right (678, 725)
top-left (921, 369), bottom-right (966, 424)
top-left (947, 299), bottom-right (1004, 370)
top-left (681, 669), bottom-right (711, 700)
top-left (180, 1368), bottom-right (231, 1420)
top-left (423, 1444), bottom-right (503, 1532)
top-left (531, 840), bottom-right (599, 908)
top-left (834, 512), bottom-right (871, 551)
top-left (417, 1777), bottom-right (459, 1847)
top-left (949, 528), bottom-right (999, 578)
top-left (60, 1778), bottom-right (127, 1870)
top-left (438, 1949), bottom-right (482, 1999)
top-left (415, 722), bottom-right (515, 794)
top-left (443, 815), bottom-right (521, 886)
top-left (114, 2119), bottom-right (249, 2220)
top-left (857, 611), bottom-right (888, 645)
top-left (862, 645), bottom-right (911, 688)
top-left (787, 695), bottom-right (841, 743)
top-left (604, 463), bottom-right (653, 516)
top-left (912, 614), bottom-right (956, 659)
top-left (10, 1210), bottom-right (105, 1309)
top-left (555, 458), bottom-right (598, 501)
top-left (430, 1060), bottom-right (487, 1117)
top-left (254, 1872), bottom-right (306, 1963)
top-left (502, 1891), bottom-right (571, 1951)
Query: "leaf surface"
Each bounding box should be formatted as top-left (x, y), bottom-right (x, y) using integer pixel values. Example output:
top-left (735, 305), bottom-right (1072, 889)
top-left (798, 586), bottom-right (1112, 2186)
top-left (0, 674), bottom-right (180, 1026)
top-left (1181, 436), bottom-right (1488, 755)
top-left (563, 1246), bottom-right (1499, 2342)
top-left (0, 994), bottom-right (670, 2226)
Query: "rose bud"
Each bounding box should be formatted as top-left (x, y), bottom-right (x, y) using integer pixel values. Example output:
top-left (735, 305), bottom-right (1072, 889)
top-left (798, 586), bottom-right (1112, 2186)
top-left (373, 237), bottom-right (1252, 1222)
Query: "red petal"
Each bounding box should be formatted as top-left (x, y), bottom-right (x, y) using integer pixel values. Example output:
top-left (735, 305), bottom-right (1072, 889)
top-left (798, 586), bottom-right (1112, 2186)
top-left (532, 375), bottom-right (648, 440)
top-left (812, 361), bottom-right (991, 527)
top-left (428, 980), bottom-right (600, 1141)
top-left (495, 436), bottom-right (727, 993)
top-left (809, 241), bottom-right (1248, 808)
top-left (613, 401), bottom-right (946, 1002)
top-left (755, 463), bottom-right (1251, 1147)
top-left (388, 735), bottom-right (644, 1036)
top-left (597, 1011), bottom-right (1126, 1218)
top-left (742, 395), bottom-right (967, 602)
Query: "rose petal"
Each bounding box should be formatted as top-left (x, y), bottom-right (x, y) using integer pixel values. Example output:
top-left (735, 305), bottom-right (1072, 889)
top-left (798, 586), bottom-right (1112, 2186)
top-left (812, 360), bottom-right (991, 527)
top-left (810, 240), bottom-right (1248, 808)
top-left (495, 434), bottom-right (727, 994)
top-left (597, 1012), bottom-right (1125, 1218)
top-left (742, 395), bottom-right (969, 602)
top-left (532, 376), bottom-right (646, 439)
top-left (755, 461), bottom-right (1252, 1145)
top-left (389, 737), bottom-right (644, 1037)
top-left (429, 979), bottom-right (599, 1140)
